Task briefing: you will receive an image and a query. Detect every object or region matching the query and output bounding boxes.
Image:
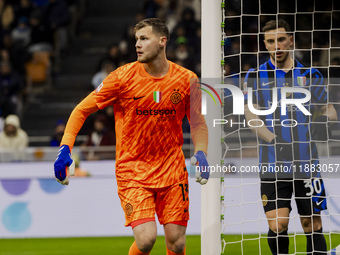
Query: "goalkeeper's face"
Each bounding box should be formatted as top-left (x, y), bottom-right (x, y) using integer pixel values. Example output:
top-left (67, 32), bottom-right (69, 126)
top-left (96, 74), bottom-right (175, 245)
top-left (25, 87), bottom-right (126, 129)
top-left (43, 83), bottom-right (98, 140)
top-left (264, 28), bottom-right (293, 65)
top-left (135, 26), bottom-right (166, 64)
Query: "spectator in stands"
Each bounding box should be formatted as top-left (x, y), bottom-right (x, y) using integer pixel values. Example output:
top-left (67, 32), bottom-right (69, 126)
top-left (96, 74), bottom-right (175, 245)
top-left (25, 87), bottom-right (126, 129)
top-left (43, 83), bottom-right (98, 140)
top-left (175, 7), bottom-right (199, 41)
top-left (0, 0), bottom-right (15, 31)
top-left (31, 0), bottom-right (49, 8)
top-left (0, 61), bottom-right (25, 117)
top-left (119, 24), bottom-right (137, 63)
top-left (174, 43), bottom-right (193, 70)
top-left (96, 43), bottom-right (120, 71)
top-left (1, 32), bottom-right (30, 76)
top-left (11, 16), bottom-right (31, 47)
top-left (42, 0), bottom-right (71, 55)
top-left (142, 0), bottom-right (160, 18)
top-left (50, 119), bottom-right (65, 146)
top-left (101, 105), bottom-right (115, 133)
top-left (71, 153), bottom-right (91, 177)
top-left (83, 114), bottom-right (115, 160)
top-left (13, 0), bottom-right (34, 26)
top-left (27, 9), bottom-right (54, 52)
top-left (92, 60), bottom-right (115, 89)
top-left (0, 114), bottom-right (28, 161)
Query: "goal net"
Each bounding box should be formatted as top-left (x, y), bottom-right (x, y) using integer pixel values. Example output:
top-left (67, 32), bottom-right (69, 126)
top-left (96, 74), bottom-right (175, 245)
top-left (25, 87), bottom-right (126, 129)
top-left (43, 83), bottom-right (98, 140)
top-left (219, 0), bottom-right (340, 254)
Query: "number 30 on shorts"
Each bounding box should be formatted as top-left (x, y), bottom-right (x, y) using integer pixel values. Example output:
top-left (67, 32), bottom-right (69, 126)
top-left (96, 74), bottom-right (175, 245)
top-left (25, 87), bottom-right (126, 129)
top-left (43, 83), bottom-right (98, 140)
top-left (304, 178), bottom-right (322, 196)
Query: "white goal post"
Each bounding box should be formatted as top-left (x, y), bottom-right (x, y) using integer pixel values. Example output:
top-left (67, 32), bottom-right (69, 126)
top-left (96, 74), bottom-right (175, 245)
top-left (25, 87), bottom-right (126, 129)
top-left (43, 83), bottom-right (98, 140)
top-left (201, 0), bottom-right (223, 255)
top-left (201, 0), bottom-right (340, 255)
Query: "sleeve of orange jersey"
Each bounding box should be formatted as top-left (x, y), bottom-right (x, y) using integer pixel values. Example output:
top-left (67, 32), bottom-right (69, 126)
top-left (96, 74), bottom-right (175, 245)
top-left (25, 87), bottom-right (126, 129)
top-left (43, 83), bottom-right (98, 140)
top-left (186, 77), bottom-right (208, 154)
top-left (60, 93), bottom-right (99, 150)
top-left (61, 67), bottom-right (122, 149)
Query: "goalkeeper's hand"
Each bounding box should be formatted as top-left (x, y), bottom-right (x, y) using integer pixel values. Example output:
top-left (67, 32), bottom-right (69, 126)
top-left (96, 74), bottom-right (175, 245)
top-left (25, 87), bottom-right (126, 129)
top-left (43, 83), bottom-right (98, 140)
top-left (271, 137), bottom-right (293, 162)
top-left (312, 115), bottom-right (331, 141)
top-left (54, 145), bottom-right (75, 185)
top-left (190, 151), bottom-right (209, 185)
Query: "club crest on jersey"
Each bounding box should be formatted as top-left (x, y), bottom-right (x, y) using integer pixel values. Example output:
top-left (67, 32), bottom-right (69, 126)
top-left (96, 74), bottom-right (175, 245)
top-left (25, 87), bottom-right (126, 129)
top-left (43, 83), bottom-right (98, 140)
top-left (170, 89), bottom-right (181, 104)
top-left (153, 91), bottom-right (162, 103)
top-left (297, 76), bottom-right (306, 86)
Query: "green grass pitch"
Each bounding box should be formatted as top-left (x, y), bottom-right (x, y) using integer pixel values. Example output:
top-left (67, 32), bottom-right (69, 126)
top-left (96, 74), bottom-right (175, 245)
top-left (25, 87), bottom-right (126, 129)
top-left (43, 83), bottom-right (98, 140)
top-left (0, 234), bottom-right (339, 254)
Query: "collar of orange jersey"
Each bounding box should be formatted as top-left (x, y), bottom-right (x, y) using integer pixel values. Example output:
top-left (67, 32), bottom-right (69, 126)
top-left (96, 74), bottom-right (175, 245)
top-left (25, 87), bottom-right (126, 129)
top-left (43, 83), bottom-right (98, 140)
top-left (139, 60), bottom-right (173, 80)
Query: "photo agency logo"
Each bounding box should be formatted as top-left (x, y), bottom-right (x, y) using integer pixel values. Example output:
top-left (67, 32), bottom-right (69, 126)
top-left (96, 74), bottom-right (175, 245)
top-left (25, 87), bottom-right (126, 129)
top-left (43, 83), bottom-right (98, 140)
top-left (197, 82), bottom-right (223, 115)
top-left (197, 80), bottom-right (312, 128)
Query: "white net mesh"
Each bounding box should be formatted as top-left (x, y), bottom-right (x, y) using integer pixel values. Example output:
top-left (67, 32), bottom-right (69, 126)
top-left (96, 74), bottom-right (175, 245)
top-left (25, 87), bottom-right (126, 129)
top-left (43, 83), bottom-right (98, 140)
top-left (221, 0), bottom-right (340, 254)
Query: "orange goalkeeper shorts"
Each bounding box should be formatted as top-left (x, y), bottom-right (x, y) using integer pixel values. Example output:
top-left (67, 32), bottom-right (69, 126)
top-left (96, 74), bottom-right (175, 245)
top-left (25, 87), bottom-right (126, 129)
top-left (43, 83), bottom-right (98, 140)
top-left (118, 178), bottom-right (190, 227)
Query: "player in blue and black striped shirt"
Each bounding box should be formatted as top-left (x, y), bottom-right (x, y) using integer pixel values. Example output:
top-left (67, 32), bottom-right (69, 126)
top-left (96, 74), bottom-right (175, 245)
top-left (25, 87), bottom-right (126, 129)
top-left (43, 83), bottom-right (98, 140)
top-left (244, 19), bottom-right (338, 255)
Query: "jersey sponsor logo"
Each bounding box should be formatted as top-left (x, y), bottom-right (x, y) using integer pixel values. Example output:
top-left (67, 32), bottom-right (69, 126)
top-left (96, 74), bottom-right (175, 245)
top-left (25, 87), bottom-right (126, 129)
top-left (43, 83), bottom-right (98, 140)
top-left (153, 91), bottom-right (162, 103)
top-left (125, 203), bottom-right (133, 216)
top-left (133, 96), bottom-right (145, 100)
top-left (135, 108), bottom-right (177, 116)
top-left (170, 89), bottom-right (182, 104)
top-left (297, 76), bottom-right (306, 86)
top-left (262, 81), bottom-right (274, 87)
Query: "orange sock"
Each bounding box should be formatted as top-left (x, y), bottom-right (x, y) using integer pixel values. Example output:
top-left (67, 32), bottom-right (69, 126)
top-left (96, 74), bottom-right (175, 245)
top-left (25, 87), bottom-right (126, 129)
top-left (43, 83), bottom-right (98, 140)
top-left (166, 246), bottom-right (186, 255)
top-left (129, 241), bottom-right (150, 255)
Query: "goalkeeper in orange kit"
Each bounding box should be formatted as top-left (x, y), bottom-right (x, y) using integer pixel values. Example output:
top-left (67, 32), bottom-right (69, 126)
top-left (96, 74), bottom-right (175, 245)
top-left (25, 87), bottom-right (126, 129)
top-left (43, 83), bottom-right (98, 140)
top-left (53, 18), bottom-right (209, 255)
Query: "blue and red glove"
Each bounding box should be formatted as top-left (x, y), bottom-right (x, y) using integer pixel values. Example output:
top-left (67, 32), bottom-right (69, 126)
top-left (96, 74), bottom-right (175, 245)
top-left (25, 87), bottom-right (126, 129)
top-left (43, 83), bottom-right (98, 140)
top-left (190, 151), bottom-right (209, 185)
top-left (54, 145), bottom-right (75, 185)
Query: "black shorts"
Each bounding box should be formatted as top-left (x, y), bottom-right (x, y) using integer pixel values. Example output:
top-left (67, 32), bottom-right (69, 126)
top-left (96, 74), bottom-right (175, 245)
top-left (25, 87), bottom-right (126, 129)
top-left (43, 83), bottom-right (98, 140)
top-left (261, 178), bottom-right (327, 215)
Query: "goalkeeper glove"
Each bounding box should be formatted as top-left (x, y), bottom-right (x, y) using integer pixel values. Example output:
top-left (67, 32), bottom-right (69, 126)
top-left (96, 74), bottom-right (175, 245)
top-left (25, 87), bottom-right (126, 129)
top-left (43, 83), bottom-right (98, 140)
top-left (190, 151), bottom-right (209, 185)
top-left (54, 145), bottom-right (75, 185)
top-left (312, 115), bottom-right (331, 141)
top-left (271, 137), bottom-right (293, 162)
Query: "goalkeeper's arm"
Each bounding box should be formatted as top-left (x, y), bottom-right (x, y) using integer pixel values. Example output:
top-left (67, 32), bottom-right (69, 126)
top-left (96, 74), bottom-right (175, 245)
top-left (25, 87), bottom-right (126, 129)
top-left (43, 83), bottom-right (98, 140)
top-left (54, 93), bottom-right (99, 185)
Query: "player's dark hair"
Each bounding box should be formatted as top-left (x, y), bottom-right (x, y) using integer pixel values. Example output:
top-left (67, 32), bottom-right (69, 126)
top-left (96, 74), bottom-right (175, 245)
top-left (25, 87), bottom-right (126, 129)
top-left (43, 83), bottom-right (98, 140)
top-left (263, 19), bottom-right (292, 35)
top-left (134, 18), bottom-right (170, 41)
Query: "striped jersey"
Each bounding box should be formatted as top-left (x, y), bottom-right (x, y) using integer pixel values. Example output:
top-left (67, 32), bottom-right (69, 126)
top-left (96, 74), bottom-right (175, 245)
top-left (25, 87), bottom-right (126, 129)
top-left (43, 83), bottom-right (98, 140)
top-left (244, 59), bottom-right (327, 177)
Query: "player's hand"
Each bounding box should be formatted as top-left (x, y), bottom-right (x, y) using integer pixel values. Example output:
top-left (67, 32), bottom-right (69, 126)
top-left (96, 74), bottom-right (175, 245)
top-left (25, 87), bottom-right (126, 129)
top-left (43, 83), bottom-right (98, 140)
top-left (54, 145), bottom-right (75, 185)
top-left (190, 151), bottom-right (209, 185)
top-left (271, 137), bottom-right (293, 162)
top-left (312, 115), bottom-right (331, 141)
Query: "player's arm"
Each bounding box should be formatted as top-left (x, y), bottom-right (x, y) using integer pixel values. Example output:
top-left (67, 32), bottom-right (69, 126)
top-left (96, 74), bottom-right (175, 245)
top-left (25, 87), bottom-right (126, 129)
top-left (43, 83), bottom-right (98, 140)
top-left (244, 69), bottom-right (292, 161)
top-left (319, 104), bottom-right (337, 121)
top-left (186, 77), bottom-right (209, 185)
top-left (313, 104), bottom-right (338, 141)
top-left (54, 93), bottom-right (100, 185)
top-left (244, 104), bottom-right (275, 143)
top-left (245, 104), bottom-right (293, 161)
top-left (244, 69), bottom-right (276, 143)
top-left (54, 67), bottom-right (122, 185)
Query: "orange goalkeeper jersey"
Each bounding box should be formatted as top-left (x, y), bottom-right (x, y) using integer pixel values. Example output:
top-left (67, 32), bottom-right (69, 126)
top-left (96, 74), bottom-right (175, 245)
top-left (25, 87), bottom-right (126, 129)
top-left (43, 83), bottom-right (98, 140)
top-left (62, 61), bottom-right (208, 188)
